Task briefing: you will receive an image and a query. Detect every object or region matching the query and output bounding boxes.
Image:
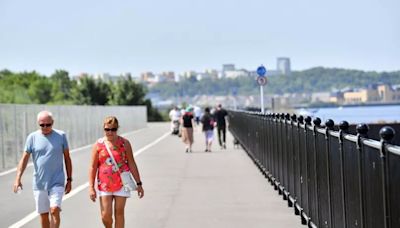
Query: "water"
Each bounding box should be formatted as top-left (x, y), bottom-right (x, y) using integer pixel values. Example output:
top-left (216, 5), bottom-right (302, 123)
top-left (296, 105), bottom-right (400, 124)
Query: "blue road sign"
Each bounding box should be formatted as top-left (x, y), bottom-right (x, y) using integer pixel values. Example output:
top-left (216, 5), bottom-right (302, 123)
top-left (257, 65), bottom-right (266, 77)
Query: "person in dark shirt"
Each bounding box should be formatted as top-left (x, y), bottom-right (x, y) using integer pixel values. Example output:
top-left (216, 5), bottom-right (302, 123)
top-left (180, 106), bottom-right (195, 152)
top-left (200, 107), bottom-right (215, 152)
top-left (214, 104), bottom-right (228, 149)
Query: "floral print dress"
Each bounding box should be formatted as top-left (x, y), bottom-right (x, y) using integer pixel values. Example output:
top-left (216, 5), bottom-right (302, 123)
top-left (96, 136), bottom-right (130, 192)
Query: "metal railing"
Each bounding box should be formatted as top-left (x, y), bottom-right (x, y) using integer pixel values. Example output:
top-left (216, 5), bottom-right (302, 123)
top-left (228, 110), bottom-right (400, 228)
top-left (0, 104), bottom-right (147, 171)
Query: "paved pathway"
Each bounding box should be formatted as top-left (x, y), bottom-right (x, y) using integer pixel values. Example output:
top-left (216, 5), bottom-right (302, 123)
top-left (1, 122), bottom-right (304, 228)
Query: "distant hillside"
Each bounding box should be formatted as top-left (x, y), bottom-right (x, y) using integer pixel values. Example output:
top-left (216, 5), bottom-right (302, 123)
top-left (149, 67), bottom-right (400, 97)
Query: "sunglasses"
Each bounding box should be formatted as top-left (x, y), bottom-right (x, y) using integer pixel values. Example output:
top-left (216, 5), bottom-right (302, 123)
top-left (104, 128), bottom-right (118, 132)
top-left (39, 123), bottom-right (52, 127)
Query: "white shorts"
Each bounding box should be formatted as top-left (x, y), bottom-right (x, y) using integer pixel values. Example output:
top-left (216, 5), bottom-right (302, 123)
top-left (205, 130), bottom-right (214, 143)
top-left (98, 187), bottom-right (131, 198)
top-left (33, 186), bottom-right (64, 214)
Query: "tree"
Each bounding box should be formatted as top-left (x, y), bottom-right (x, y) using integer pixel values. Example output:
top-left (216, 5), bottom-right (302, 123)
top-left (70, 76), bottom-right (110, 105)
top-left (50, 70), bottom-right (73, 103)
top-left (28, 77), bottom-right (52, 104)
top-left (108, 76), bottom-right (146, 105)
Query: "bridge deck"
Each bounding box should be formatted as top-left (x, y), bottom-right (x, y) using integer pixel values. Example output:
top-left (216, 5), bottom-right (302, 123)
top-left (1, 123), bottom-right (303, 228)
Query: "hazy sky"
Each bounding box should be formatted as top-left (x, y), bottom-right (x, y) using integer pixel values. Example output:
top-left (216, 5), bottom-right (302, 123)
top-left (0, 0), bottom-right (399, 76)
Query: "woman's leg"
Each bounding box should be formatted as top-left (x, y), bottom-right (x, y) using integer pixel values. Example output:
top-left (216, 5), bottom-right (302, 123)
top-left (188, 128), bottom-right (194, 152)
top-left (114, 196), bottom-right (127, 228)
top-left (204, 132), bottom-right (208, 151)
top-left (100, 196), bottom-right (114, 228)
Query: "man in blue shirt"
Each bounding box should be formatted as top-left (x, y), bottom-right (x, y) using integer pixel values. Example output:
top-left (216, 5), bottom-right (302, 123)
top-left (13, 110), bottom-right (73, 228)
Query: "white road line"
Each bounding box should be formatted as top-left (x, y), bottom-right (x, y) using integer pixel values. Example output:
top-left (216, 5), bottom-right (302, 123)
top-left (8, 131), bottom-right (170, 228)
top-left (0, 128), bottom-right (147, 177)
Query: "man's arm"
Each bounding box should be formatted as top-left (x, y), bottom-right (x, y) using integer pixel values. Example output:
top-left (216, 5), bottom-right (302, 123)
top-left (89, 144), bottom-right (98, 202)
top-left (13, 152), bottom-right (30, 193)
top-left (63, 149), bottom-right (72, 194)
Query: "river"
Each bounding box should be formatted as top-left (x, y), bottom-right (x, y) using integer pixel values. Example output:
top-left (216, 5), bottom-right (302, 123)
top-left (296, 104), bottom-right (400, 124)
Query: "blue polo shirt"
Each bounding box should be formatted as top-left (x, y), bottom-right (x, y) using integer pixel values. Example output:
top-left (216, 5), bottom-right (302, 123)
top-left (24, 129), bottom-right (69, 190)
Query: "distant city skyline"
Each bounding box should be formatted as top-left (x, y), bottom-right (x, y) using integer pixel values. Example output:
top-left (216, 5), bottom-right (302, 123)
top-left (0, 0), bottom-right (399, 76)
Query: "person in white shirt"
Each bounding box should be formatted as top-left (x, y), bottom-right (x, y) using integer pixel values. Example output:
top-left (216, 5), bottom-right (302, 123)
top-left (169, 106), bottom-right (182, 134)
top-left (193, 106), bottom-right (202, 125)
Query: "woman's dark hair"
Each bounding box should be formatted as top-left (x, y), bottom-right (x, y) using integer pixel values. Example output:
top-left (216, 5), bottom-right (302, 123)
top-left (205, 107), bottom-right (210, 113)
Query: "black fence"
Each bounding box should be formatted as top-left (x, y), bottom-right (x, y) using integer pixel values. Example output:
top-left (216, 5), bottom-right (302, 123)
top-left (228, 110), bottom-right (400, 228)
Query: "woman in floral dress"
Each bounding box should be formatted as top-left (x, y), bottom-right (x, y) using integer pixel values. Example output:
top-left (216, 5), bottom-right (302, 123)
top-left (89, 116), bottom-right (144, 228)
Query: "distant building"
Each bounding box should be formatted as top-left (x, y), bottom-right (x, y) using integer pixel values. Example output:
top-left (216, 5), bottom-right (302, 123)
top-left (222, 64), bottom-right (235, 78)
top-left (196, 73), bottom-right (212, 81)
top-left (93, 73), bottom-right (126, 83)
top-left (160, 71), bottom-right (175, 82)
top-left (182, 71), bottom-right (197, 79)
top-left (140, 72), bottom-right (155, 82)
top-left (204, 69), bottom-right (219, 79)
top-left (311, 92), bottom-right (332, 103)
top-left (276, 57), bottom-right (291, 75)
top-left (222, 64), bottom-right (235, 72)
top-left (343, 84), bottom-right (381, 104)
top-left (224, 69), bottom-right (249, 78)
top-left (377, 84), bottom-right (400, 102)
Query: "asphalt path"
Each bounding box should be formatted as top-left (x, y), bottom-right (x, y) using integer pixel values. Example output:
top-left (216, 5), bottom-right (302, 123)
top-left (1, 122), bottom-right (304, 228)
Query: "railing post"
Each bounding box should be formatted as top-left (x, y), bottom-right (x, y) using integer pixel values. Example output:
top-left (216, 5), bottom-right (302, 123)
top-left (295, 115), bottom-right (304, 218)
top-left (325, 119), bottom-right (334, 228)
top-left (338, 121), bottom-right (349, 228)
top-left (379, 126), bottom-right (395, 228)
top-left (356, 123), bottom-right (368, 228)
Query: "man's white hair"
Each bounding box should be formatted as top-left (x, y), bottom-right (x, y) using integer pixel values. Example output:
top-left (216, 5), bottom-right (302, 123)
top-left (37, 110), bottom-right (54, 122)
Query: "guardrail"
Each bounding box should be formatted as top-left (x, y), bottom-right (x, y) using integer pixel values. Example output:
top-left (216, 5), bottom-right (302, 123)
top-left (228, 110), bottom-right (400, 228)
top-left (0, 104), bottom-right (147, 171)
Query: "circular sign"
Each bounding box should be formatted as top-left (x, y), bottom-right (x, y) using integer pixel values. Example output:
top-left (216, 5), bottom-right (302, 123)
top-left (257, 76), bottom-right (267, 86)
top-left (257, 65), bottom-right (266, 77)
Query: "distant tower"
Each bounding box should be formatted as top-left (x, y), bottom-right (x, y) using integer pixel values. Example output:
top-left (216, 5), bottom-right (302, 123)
top-left (276, 57), bottom-right (291, 75)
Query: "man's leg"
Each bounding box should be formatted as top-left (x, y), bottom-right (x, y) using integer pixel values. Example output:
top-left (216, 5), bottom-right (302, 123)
top-left (100, 196), bottom-right (114, 228)
top-left (49, 207), bottom-right (60, 228)
top-left (217, 127), bottom-right (223, 147)
top-left (222, 127), bottom-right (226, 148)
top-left (39, 213), bottom-right (50, 228)
top-left (114, 196), bottom-right (127, 228)
top-left (34, 189), bottom-right (50, 228)
top-left (49, 186), bottom-right (64, 228)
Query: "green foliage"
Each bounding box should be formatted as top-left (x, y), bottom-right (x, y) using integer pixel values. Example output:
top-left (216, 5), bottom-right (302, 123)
top-left (149, 67), bottom-right (400, 96)
top-left (70, 76), bottom-right (110, 105)
top-left (28, 77), bottom-right (52, 103)
top-left (143, 99), bottom-right (164, 121)
top-left (0, 70), bottom-right (44, 104)
top-left (50, 70), bottom-right (73, 103)
top-left (108, 76), bottom-right (146, 105)
top-left (0, 69), bottom-right (164, 121)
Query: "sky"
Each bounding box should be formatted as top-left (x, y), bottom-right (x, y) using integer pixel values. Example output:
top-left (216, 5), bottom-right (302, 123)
top-left (0, 0), bottom-right (399, 77)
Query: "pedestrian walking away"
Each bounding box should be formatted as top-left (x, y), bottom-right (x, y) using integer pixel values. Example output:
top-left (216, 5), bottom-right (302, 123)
top-left (201, 107), bottom-right (215, 152)
top-left (13, 110), bottom-right (73, 228)
top-left (180, 106), bottom-right (195, 152)
top-left (214, 103), bottom-right (229, 149)
top-left (89, 116), bottom-right (144, 228)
